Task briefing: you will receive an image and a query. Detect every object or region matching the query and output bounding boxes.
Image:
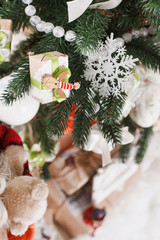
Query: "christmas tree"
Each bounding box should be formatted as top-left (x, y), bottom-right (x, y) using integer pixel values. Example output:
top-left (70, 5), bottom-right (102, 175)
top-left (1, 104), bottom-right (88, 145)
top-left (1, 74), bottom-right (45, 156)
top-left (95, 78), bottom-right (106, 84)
top-left (0, 0), bottom-right (160, 164)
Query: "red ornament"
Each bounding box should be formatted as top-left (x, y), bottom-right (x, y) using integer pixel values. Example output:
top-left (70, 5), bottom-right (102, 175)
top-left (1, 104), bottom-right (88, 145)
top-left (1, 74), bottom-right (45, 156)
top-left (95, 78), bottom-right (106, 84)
top-left (83, 206), bottom-right (106, 236)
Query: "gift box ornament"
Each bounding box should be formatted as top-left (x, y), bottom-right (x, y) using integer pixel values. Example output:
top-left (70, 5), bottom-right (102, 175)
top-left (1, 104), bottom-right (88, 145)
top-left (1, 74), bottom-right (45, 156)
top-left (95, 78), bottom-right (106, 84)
top-left (29, 51), bottom-right (80, 104)
top-left (0, 19), bottom-right (13, 63)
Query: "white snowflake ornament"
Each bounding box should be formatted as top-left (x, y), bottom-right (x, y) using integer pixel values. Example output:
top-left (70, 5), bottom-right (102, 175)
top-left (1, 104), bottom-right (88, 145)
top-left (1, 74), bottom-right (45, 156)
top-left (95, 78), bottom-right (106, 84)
top-left (84, 33), bottom-right (139, 97)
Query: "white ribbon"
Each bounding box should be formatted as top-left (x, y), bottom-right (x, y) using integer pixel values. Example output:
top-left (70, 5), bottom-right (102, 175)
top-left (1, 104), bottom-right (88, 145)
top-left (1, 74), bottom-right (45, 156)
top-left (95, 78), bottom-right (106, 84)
top-left (0, 48), bottom-right (10, 57)
top-left (84, 125), bottom-right (134, 167)
top-left (67, 0), bottom-right (122, 23)
top-left (84, 128), bottom-right (112, 167)
top-left (0, 33), bottom-right (9, 58)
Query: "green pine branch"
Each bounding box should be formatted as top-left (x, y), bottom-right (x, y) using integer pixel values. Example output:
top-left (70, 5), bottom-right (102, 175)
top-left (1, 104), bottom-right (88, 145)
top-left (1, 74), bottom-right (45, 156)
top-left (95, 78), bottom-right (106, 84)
top-left (97, 94), bottom-right (126, 145)
top-left (135, 126), bottom-right (153, 164)
top-left (1, 58), bottom-right (30, 105)
top-left (119, 115), bottom-right (137, 162)
top-left (99, 121), bottom-right (122, 146)
top-left (46, 97), bottom-right (74, 138)
top-left (72, 9), bottom-right (113, 54)
top-left (127, 38), bottom-right (160, 71)
top-left (72, 89), bottom-right (96, 147)
top-left (119, 143), bottom-right (132, 162)
top-left (97, 94), bottom-right (126, 125)
top-left (138, 0), bottom-right (160, 34)
top-left (113, 0), bottom-right (146, 31)
top-left (31, 105), bottom-right (56, 154)
top-left (122, 115), bottom-right (137, 133)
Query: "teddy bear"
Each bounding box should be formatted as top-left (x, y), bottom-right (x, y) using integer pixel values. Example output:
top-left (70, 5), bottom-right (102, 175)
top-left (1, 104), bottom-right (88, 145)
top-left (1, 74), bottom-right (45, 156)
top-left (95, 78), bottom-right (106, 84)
top-left (0, 175), bottom-right (48, 236)
top-left (0, 145), bottom-right (29, 182)
top-left (0, 124), bottom-right (49, 237)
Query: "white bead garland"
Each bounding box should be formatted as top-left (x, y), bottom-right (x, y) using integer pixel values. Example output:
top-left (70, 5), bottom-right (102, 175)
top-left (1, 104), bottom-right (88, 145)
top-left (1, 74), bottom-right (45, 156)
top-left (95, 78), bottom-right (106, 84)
top-left (30, 15), bottom-right (41, 26)
top-left (121, 26), bottom-right (155, 45)
top-left (44, 22), bottom-right (54, 33)
top-left (36, 21), bottom-right (45, 32)
top-left (122, 33), bottom-right (132, 43)
top-left (53, 26), bottom-right (65, 38)
top-left (22, 0), bottom-right (33, 4)
top-left (65, 30), bottom-right (76, 42)
top-left (22, 0), bottom-right (76, 42)
top-left (25, 5), bottom-right (36, 16)
top-left (115, 37), bottom-right (125, 48)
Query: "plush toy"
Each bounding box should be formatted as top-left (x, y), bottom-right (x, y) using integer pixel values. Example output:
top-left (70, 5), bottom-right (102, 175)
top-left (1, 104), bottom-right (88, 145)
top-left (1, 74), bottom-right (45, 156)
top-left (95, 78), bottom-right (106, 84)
top-left (130, 66), bottom-right (160, 127)
top-left (0, 124), bottom-right (49, 237)
top-left (0, 124), bottom-right (30, 184)
top-left (0, 176), bottom-right (48, 236)
top-left (0, 145), bottom-right (29, 182)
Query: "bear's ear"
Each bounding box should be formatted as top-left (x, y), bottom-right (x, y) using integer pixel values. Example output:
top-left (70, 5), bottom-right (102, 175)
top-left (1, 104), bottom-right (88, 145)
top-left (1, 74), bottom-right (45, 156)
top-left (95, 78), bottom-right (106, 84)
top-left (31, 180), bottom-right (48, 201)
top-left (0, 176), bottom-right (7, 195)
top-left (0, 200), bottom-right (8, 228)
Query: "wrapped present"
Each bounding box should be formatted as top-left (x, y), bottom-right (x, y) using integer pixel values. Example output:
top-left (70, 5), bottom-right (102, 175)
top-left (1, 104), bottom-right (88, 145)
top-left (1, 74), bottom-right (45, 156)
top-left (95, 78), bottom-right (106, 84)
top-left (0, 19), bottom-right (12, 63)
top-left (29, 51), bottom-right (71, 104)
top-left (47, 179), bottom-right (91, 238)
top-left (49, 147), bottom-right (102, 196)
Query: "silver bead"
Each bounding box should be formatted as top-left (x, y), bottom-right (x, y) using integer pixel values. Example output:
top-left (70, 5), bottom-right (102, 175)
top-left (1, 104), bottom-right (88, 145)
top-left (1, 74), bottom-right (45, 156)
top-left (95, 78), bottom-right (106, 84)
top-left (22, 0), bottom-right (33, 4)
top-left (115, 37), bottom-right (124, 48)
top-left (53, 26), bottom-right (65, 38)
top-left (44, 22), bottom-right (54, 33)
top-left (122, 33), bottom-right (132, 43)
top-left (139, 28), bottom-right (148, 37)
top-left (36, 21), bottom-right (45, 32)
top-left (30, 15), bottom-right (41, 26)
top-left (25, 5), bottom-right (36, 16)
top-left (131, 29), bottom-right (140, 39)
top-left (65, 30), bottom-right (76, 42)
top-left (148, 26), bottom-right (155, 35)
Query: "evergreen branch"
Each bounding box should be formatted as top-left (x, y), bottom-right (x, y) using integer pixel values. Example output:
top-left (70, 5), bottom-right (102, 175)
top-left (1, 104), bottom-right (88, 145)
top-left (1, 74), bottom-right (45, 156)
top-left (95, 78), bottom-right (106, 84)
top-left (1, 58), bottom-right (30, 105)
top-left (97, 94), bottom-right (126, 125)
top-left (99, 121), bottom-right (122, 145)
top-left (30, 32), bottom-right (67, 54)
top-left (135, 126), bottom-right (153, 164)
top-left (122, 115), bottom-right (137, 133)
top-left (72, 9), bottom-right (112, 54)
top-left (97, 94), bottom-right (126, 145)
top-left (114, 0), bottom-right (147, 31)
top-left (138, 0), bottom-right (160, 33)
top-left (31, 105), bottom-right (56, 154)
top-left (72, 90), bottom-right (96, 147)
top-left (127, 38), bottom-right (160, 71)
top-left (119, 143), bottom-right (132, 162)
top-left (46, 97), bottom-right (74, 138)
top-left (119, 115), bottom-right (137, 162)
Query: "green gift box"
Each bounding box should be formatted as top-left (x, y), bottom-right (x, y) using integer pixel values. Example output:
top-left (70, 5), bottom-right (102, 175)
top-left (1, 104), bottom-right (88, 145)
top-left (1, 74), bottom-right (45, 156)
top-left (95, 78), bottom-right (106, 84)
top-left (29, 51), bottom-right (71, 104)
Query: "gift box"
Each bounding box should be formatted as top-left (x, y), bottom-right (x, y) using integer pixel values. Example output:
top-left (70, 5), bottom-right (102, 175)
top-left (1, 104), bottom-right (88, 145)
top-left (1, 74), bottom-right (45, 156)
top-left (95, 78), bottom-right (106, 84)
top-left (0, 19), bottom-right (12, 63)
top-left (29, 51), bottom-right (71, 104)
top-left (91, 159), bottom-right (139, 205)
top-left (47, 179), bottom-right (91, 239)
top-left (49, 147), bottom-right (102, 196)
